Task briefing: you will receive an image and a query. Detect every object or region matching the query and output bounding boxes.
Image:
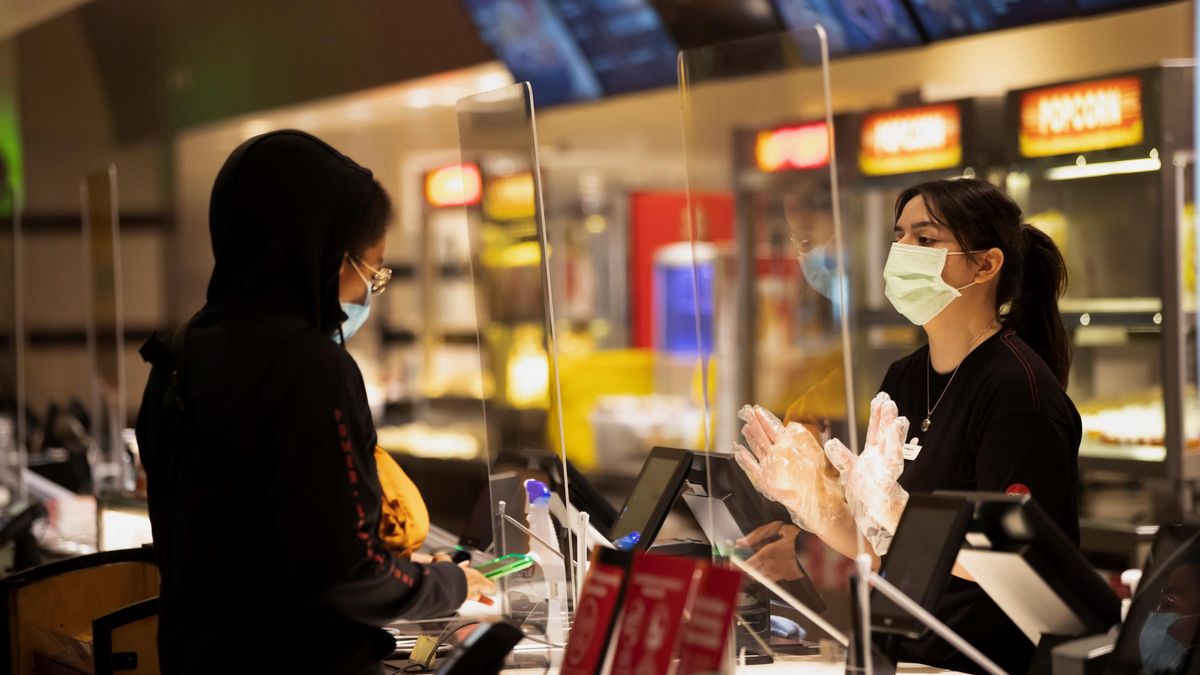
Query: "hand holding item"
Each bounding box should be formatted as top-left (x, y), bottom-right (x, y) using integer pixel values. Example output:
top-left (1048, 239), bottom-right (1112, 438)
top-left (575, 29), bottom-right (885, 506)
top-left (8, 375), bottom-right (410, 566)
top-left (461, 562), bottom-right (497, 606)
top-left (823, 392), bottom-right (910, 556)
top-left (737, 521), bottom-right (805, 583)
top-left (734, 405), bottom-right (851, 538)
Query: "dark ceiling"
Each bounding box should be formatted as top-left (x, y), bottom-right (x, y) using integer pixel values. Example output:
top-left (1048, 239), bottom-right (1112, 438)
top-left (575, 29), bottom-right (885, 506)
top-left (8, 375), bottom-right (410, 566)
top-left (76, 0), bottom-right (495, 141)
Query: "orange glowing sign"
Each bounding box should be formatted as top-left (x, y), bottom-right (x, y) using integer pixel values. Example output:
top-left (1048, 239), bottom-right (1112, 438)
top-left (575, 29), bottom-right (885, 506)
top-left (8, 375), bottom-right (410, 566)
top-left (1018, 77), bottom-right (1144, 158)
top-left (859, 103), bottom-right (962, 176)
top-left (755, 122), bottom-right (830, 172)
top-left (483, 171), bottom-right (536, 221)
top-left (425, 163), bottom-right (482, 207)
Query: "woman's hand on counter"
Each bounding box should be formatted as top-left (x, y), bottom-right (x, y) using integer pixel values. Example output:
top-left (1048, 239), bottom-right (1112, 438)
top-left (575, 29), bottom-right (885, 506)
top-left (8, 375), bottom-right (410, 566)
top-left (461, 562), bottom-right (496, 605)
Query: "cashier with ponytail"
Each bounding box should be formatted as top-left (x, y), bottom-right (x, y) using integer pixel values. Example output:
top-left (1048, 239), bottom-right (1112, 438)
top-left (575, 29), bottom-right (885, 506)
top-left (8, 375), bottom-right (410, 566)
top-left (736, 179), bottom-right (1081, 674)
top-left (875, 178), bottom-right (1081, 672)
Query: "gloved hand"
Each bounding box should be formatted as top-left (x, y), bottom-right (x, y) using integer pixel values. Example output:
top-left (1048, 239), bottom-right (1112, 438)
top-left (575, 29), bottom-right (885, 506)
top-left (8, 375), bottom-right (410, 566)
top-left (734, 405), bottom-right (851, 538)
top-left (823, 392), bottom-right (910, 556)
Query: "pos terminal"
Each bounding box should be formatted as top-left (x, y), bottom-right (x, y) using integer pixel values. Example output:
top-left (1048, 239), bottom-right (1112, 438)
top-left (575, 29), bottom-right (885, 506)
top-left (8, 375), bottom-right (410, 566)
top-left (869, 492), bottom-right (1120, 675)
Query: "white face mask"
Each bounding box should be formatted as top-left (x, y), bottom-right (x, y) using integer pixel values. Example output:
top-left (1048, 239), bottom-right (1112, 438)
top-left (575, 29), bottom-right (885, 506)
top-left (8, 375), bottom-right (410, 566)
top-left (883, 242), bottom-right (977, 326)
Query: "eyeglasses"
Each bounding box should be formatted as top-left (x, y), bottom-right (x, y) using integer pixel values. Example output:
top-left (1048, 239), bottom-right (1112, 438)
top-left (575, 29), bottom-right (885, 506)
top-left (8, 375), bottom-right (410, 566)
top-left (349, 255), bottom-right (393, 295)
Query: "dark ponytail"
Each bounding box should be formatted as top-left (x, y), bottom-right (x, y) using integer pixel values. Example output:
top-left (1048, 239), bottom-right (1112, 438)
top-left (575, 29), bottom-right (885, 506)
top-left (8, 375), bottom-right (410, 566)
top-left (1008, 225), bottom-right (1070, 387)
top-left (896, 179), bottom-right (1072, 387)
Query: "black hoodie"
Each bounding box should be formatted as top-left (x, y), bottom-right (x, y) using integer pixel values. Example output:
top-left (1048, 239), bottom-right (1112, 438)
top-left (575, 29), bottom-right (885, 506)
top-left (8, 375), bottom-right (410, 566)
top-left (136, 131), bottom-right (465, 675)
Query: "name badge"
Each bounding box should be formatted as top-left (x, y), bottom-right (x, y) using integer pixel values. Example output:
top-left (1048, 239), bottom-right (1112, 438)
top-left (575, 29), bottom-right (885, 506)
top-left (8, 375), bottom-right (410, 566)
top-left (903, 437), bottom-right (923, 461)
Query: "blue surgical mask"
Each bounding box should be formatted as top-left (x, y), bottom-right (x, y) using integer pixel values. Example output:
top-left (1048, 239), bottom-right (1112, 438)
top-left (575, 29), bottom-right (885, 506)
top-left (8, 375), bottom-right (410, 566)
top-left (799, 246), bottom-right (842, 303)
top-left (334, 271), bottom-right (372, 344)
top-left (1139, 612), bottom-right (1191, 674)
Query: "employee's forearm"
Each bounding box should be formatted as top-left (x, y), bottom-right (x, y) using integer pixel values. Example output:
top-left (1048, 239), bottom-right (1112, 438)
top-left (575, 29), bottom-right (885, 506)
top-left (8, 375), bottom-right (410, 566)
top-left (817, 513), bottom-right (880, 570)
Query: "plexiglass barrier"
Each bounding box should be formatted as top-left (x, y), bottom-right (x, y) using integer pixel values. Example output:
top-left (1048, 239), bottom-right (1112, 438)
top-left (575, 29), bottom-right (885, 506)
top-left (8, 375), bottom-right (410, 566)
top-left (81, 166), bottom-right (132, 493)
top-left (1180, 143), bottom-right (1200, 489)
top-left (457, 83), bottom-right (571, 659)
top-left (681, 27), bottom-right (867, 667)
top-left (0, 179), bottom-right (23, 502)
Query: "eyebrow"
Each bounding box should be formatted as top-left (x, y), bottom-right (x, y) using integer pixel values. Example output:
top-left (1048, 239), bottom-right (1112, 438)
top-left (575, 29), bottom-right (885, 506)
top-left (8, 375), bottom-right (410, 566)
top-left (894, 220), bottom-right (944, 231)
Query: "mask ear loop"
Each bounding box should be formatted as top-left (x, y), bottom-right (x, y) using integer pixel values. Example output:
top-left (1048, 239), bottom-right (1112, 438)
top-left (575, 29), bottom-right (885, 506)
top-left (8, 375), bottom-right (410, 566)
top-left (348, 256), bottom-right (374, 292)
top-left (336, 254), bottom-right (353, 346)
top-left (947, 249), bottom-right (989, 293)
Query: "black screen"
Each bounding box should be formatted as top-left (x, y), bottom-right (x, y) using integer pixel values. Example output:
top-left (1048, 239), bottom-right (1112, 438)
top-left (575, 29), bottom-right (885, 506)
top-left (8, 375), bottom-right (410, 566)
top-left (872, 500), bottom-right (968, 631)
top-left (610, 453), bottom-right (690, 545)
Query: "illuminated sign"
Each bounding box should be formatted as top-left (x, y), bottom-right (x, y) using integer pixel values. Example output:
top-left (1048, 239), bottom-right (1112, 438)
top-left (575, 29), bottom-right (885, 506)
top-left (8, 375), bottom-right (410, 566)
top-left (755, 122), bottom-right (830, 172)
top-left (1018, 77), bottom-right (1144, 158)
top-left (425, 163), bottom-right (481, 207)
top-left (483, 171), bottom-right (537, 221)
top-left (859, 103), bottom-right (962, 176)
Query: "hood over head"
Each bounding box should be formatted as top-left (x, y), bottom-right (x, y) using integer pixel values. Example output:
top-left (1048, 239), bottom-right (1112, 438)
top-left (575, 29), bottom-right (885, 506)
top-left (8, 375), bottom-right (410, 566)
top-left (206, 129), bottom-right (376, 333)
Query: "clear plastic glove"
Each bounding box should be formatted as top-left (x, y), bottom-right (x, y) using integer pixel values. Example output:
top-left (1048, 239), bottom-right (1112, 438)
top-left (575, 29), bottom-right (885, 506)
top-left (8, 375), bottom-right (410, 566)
top-left (734, 405), bottom-right (851, 538)
top-left (823, 392), bottom-right (910, 556)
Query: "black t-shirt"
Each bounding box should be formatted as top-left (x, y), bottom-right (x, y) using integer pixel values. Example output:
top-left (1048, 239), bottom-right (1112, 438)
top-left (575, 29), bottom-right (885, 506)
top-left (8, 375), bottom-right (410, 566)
top-left (879, 329), bottom-right (1082, 675)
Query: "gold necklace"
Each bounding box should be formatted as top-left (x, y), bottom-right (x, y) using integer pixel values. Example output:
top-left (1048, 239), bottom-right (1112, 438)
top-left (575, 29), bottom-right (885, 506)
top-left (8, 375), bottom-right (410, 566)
top-left (923, 321), bottom-right (998, 433)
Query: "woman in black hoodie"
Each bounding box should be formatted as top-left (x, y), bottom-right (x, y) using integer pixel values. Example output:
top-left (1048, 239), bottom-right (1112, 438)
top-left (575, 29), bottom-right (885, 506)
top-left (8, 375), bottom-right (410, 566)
top-left (136, 131), bottom-right (491, 674)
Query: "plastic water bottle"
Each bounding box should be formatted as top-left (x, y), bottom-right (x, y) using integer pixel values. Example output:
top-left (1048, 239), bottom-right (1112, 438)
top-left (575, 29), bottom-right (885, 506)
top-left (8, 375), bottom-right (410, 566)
top-left (524, 479), bottom-right (566, 647)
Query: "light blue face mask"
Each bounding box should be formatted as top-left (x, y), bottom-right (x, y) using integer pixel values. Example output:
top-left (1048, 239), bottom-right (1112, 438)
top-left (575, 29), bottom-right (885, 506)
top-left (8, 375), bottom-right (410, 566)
top-left (798, 245), bottom-right (842, 303)
top-left (1139, 612), bottom-right (1192, 674)
top-left (334, 265), bottom-right (373, 344)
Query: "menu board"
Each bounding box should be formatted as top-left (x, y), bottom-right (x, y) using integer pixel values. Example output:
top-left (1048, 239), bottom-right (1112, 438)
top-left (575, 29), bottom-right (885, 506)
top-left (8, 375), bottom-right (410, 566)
top-left (982, 0), bottom-right (1075, 26)
top-left (859, 102), bottom-right (964, 176)
top-left (772, 0), bottom-right (923, 55)
top-left (650, 0), bottom-right (783, 50)
top-left (1014, 76), bottom-right (1146, 158)
top-left (755, 122), bottom-right (831, 172)
top-left (462, 0), bottom-right (603, 106)
top-left (1072, 0), bottom-right (1166, 12)
top-left (907, 0), bottom-right (1074, 40)
top-left (550, 0), bottom-right (679, 95)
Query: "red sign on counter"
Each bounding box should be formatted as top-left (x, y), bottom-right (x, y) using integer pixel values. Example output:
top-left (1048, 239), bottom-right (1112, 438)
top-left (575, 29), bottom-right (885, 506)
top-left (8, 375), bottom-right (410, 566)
top-left (610, 553), bottom-right (705, 675)
top-left (561, 548), bottom-right (633, 675)
top-left (1017, 76), bottom-right (1144, 158)
top-left (676, 565), bottom-right (745, 675)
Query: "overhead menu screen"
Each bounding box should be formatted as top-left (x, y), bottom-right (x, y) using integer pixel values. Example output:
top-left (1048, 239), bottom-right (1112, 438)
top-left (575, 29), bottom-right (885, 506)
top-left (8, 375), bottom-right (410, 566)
top-left (463, 0), bottom-right (603, 106)
top-left (1072, 0), bottom-right (1165, 12)
top-left (550, 0), bottom-right (679, 95)
top-left (982, 0), bottom-right (1075, 27)
top-left (907, 0), bottom-right (1074, 40)
top-left (905, 0), bottom-right (990, 38)
top-left (650, 0), bottom-right (783, 50)
top-left (772, 0), bottom-right (923, 55)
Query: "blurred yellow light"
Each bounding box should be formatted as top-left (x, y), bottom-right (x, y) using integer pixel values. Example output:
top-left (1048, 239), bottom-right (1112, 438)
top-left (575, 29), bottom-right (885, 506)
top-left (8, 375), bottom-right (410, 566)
top-left (425, 163), bottom-right (481, 207)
